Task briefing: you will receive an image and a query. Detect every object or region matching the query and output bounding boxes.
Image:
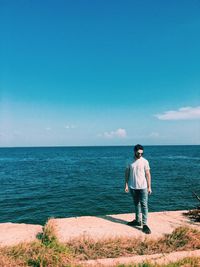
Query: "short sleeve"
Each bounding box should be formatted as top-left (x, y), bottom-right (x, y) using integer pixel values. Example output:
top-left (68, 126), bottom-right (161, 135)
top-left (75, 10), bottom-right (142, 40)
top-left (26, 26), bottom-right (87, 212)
top-left (144, 160), bottom-right (150, 171)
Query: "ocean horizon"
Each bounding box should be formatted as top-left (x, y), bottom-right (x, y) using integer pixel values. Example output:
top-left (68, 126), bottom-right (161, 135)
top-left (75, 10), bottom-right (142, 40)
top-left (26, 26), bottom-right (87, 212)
top-left (1, 144), bottom-right (199, 148)
top-left (0, 145), bottom-right (200, 225)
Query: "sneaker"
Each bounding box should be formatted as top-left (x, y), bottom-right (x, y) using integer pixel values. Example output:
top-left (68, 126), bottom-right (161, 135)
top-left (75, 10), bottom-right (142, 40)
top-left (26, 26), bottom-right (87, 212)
top-left (127, 220), bottom-right (142, 226)
top-left (142, 224), bottom-right (151, 234)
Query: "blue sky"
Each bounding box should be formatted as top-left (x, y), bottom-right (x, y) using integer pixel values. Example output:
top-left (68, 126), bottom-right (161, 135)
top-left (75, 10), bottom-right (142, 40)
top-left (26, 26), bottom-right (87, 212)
top-left (0, 0), bottom-right (200, 147)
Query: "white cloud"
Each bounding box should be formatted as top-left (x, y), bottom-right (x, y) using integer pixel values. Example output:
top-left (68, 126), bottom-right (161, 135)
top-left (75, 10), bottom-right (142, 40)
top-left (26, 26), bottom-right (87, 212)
top-left (101, 128), bottom-right (127, 139)
top-left (155, 106), bottom-right (200, 120)
top-left (64, 125), bottom-right (76, 129)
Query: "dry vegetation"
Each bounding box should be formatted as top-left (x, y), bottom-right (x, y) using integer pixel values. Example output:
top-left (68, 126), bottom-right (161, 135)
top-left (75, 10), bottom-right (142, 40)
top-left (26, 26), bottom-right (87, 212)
top-left (0, 220), bottom-right (73, 267)
top-left (67, 226), bottom-right (200, 260)
top-left (185, 209), bottom-right (200, 223)
top-left (0, 224), bottom-right (199, 266)
top-left (117, 257), bottom-right (200, 267)
top-left (185, 192), bottom-right (200, 222)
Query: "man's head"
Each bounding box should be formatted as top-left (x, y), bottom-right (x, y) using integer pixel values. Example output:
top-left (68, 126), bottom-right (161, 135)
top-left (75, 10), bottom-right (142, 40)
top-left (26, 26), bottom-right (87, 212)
top-left (134, 144), bottom-right (144, 159)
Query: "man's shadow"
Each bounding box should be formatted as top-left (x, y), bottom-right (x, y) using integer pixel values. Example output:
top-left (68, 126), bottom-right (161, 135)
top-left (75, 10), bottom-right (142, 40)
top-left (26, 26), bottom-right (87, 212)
top-left (99, 215), bottom-right (142, 231)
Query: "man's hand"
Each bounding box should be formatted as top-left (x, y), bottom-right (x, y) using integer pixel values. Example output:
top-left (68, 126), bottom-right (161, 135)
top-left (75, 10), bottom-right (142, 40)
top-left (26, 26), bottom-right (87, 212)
top-left (125, 184), bottom-right (129, 193)
top-left (148, 187), bottom-right (152, 195)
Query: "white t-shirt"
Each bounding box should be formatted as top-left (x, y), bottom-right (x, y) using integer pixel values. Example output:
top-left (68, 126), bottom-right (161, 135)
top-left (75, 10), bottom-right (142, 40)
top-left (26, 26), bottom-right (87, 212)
top-left (128, 157), bottom-right (150, 189)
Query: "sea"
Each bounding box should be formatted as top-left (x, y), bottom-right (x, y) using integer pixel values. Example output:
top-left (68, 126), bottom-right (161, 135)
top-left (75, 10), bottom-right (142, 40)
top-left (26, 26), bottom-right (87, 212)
top-left (0, 145), bottom-right (199, 225)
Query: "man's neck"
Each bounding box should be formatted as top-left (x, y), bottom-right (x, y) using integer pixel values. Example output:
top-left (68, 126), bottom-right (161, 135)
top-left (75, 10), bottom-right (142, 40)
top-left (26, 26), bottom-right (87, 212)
top-left (134, 157), bottom-right (140, 161)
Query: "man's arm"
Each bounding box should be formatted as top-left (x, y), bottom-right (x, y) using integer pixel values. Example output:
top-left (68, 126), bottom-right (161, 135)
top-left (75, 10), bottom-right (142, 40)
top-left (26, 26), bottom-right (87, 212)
top-left (125, 166), bottom-right (130, 193)
top-left (145, 169), bottom-right (152, 194)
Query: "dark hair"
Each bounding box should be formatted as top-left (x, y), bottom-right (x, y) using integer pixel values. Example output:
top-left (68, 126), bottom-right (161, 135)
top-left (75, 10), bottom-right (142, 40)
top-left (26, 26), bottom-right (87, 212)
top-left (134, 144), bottom-right (144, 152)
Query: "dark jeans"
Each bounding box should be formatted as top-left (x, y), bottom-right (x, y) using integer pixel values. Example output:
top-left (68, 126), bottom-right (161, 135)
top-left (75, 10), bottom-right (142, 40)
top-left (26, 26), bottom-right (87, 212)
top-left (130, 188), bottom-right (148, 225)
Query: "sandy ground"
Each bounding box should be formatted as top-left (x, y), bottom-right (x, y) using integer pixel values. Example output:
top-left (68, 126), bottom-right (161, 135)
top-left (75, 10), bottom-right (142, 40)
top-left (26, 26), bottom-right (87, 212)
top-left (0, 223), bottom-right (42, 246)
top-left (50, 210), bottom-right (200, 242)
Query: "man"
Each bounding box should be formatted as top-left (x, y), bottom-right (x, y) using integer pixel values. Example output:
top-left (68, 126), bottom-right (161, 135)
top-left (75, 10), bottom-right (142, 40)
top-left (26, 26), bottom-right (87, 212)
top-left (125, 144), bottom-right (152, 234)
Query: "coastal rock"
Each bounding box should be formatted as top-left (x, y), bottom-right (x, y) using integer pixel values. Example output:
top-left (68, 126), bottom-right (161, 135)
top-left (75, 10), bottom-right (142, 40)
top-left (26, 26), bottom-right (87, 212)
top-left (0, 223), bottom-right (42, 246)
top-left (49, 210), bottom-right (200, 242)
